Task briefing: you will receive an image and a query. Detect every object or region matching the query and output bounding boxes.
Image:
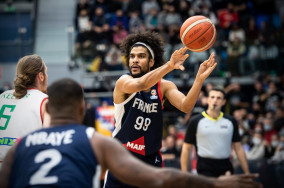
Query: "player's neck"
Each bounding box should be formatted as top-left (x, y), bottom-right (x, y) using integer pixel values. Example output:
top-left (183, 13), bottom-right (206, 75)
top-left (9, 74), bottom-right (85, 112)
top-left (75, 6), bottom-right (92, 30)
top-left (50, 116), bottom-right (81, 126)
top-left (206, 109), bottom-right (221, 119)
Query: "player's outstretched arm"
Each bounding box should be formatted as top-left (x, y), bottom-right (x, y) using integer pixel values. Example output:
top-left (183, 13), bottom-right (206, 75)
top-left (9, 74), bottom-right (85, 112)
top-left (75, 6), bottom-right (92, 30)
top-left (164, 52), bottom-right (216, 113)
top-left (92, 133), bottom-right (262, 188)
top-left (114, 47), bottom-right (189, 94)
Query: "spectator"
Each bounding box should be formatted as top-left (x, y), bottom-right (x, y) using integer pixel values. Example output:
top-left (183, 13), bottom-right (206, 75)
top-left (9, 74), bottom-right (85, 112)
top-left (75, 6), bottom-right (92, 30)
top-left (144, 8), bottom-right (159, 31)
top-left (124, 0), bottom-right (142, 16)
top-left (217, 2), bottom-right (239, 37)
top-left (128, 11), bottom-right (145, 34)
top-left (226, 36), bottom-right (246, 76)
top-left (104, 44), bottom-right (124, 71)
top-left (109, 9), bottom-right (128, 31)
top-left (231, 0), bottom-right (250, 28)
top-left (178, 0), bottom-right (190, 22)
top-left (89, 0), bottom-right (109, 19)
top-left (246, 132), bottom-right (265, 161)
top-left (253, 122), bottom-right (264, 135)
top-left (225, 83), bottom-right (250, 113)
top-left (75, 0), bottom-right (91, 30)
top-left (259, 34), bottom-right (279, 73)
top-left (260, 81), bottom-right (283, 113)
top-left (112, 23), bottom-right (128, 46)
top-left (163, 4), bottom-right (182, 28)
top-left (251, 81), bottom-right (265, 109)
top-left (264, 133), bottom-right (279, 159)
top-left (142, 0), bottom-right (160, 19)
top-left (167, 125), bottom-right (178, 138)
top-left (157, 3), bottom-right (169, 28)
top-left (89, 6), bottom-right (111, 44)
top-left (161, 135), bottom-right (180, 168)
top-left (245, 18), bottom-right (260, 46)
top-left (274, 106), bottom-right (284, 132)
top-left (191, 0), bottom-right (212, 15)
top-left (73, 9), bottom-right (94, 62)
top-left (228, 23), bottom-right (245, 43)
top-left (263, 116), bottom-right (277, 144)
top-left (241, 40), bottom-right (259, 74)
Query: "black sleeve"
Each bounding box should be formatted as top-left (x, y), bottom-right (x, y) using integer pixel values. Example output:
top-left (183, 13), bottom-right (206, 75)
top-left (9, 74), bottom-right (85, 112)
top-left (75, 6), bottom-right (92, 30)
top-left (230, 116), bottom-right (241, 142)
top-left (184, 115), bottom-right (201, 145)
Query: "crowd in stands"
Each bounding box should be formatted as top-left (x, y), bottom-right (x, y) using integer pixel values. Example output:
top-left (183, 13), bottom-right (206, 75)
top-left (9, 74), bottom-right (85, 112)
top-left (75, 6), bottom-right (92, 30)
top-left (159, 77), bottom-right (284, 187)
top-left (72, 0), bottom-right (284, 77)
top-left (70, 0), bottom-right (284, 187)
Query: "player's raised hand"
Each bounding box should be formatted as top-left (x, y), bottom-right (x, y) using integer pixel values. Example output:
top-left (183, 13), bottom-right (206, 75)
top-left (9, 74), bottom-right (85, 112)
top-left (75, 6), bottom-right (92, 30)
top-left (168, 47), bottom-right (189, 71)
top-left (196, 52), bottom-right (217, 81)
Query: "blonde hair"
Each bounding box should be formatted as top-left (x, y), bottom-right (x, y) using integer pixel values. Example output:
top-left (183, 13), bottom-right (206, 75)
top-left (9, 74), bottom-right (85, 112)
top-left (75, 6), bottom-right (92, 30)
top-left (13, 54), bottom-right (45, 99)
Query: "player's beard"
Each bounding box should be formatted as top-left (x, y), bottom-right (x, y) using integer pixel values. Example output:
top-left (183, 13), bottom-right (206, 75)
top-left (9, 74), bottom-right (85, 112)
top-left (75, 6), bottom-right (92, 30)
top-left (129, 62), bottom-right (150, 78)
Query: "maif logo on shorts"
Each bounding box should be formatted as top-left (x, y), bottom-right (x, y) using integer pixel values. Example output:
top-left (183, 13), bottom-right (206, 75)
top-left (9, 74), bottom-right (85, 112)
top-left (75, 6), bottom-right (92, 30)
top-left (124, 136), bottom-right (145, 156)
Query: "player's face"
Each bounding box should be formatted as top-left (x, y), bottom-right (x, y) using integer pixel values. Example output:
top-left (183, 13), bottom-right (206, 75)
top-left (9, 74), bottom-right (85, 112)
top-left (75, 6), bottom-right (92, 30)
top-left (207, 90), bottom-right (226, 111)
top-left (129, 46), bottom-right (154, 78)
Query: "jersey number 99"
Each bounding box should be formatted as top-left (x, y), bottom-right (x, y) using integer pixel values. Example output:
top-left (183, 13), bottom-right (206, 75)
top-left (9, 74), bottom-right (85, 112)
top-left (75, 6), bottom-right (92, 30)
top-left (134, 116), bottom-right (151, 131)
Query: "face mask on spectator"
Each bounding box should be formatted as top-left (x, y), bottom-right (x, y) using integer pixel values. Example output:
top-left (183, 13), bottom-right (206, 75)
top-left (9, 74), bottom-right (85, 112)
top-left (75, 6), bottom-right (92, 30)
top-left (252, 137), bottom-right (262, 146)
top-left (271, 141), bottom-right (278, 147)
top-left (254, 128), bottom-right (262, 133)
top-left (264, 124), bottom-right (272, 131)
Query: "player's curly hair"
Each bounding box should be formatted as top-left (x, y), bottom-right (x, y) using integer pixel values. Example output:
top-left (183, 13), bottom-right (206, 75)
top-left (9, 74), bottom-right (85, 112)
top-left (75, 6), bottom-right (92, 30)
top-left (120, 31), bottom-right (165, 71)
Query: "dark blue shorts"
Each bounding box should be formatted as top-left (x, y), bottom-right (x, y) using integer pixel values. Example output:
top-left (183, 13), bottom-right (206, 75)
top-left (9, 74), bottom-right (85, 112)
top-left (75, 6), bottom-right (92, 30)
top-left (104, 150), bottom-right (163, 188)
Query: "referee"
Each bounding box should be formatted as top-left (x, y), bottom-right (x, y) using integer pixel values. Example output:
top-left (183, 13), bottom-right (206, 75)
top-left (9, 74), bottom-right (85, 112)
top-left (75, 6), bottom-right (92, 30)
top-left (180, 88), bottom-right (250, 177)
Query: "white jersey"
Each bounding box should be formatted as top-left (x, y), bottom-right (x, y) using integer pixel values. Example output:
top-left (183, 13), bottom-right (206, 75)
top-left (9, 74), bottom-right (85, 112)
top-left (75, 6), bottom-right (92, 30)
top-left (0, 89), bottom-right (48, 164)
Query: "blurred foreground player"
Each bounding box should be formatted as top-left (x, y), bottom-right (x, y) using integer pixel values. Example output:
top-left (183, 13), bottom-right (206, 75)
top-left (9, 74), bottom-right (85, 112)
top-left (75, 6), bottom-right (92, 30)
top-left (0, 79), bottom-right (261, 188)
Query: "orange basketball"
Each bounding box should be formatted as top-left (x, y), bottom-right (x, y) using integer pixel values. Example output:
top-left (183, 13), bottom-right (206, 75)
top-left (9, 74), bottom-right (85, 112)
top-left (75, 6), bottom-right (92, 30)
top-left (180, 15), bottom-right (216, 52)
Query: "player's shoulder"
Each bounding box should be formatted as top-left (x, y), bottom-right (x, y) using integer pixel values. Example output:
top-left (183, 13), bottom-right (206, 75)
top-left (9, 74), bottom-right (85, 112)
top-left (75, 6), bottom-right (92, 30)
top-left (119, 73), bottom-right (132, 79)
top-left (116, 74), bottom-right (133, 84)
top-left (223, 113), bottom-right (237, 122)
top-left (191, 113), bottom-right (204, 122)
top-left (161, 79), bottom-right (174, 85)
top-left (160, 79), bottom-right (176, 90)
top-left (28, 89), bottom-right (47, 96)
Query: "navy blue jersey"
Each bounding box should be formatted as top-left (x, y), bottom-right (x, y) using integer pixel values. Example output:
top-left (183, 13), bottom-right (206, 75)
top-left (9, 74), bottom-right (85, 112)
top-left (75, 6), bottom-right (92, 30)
top-left (10, 124), bottom-right (101, 188)
top-left (113, 81), bottom-right (163, 156)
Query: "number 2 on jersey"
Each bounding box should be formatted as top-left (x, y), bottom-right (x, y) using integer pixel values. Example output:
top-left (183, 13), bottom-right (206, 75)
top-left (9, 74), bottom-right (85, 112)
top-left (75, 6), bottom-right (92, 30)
top-left (30, 149), bottom-right (62, 185)
top-left (134, 116), bottom-right (151, 131)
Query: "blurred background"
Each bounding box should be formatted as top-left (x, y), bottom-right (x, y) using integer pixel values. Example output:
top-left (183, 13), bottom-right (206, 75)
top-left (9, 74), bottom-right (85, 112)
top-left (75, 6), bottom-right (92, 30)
top-left (0, 0), bottom-right (284, 187)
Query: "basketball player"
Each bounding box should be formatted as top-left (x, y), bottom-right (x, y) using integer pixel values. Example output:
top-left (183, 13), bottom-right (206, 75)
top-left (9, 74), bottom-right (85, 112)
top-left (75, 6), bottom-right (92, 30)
top-left (0, 78), bottom-right (262, 188)
top-left (105, 31), bottom-right (217, 187)
top-left (181, 88), bottom-right (250, 177)
top-left (0, 54), bottom-right (49, 168)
